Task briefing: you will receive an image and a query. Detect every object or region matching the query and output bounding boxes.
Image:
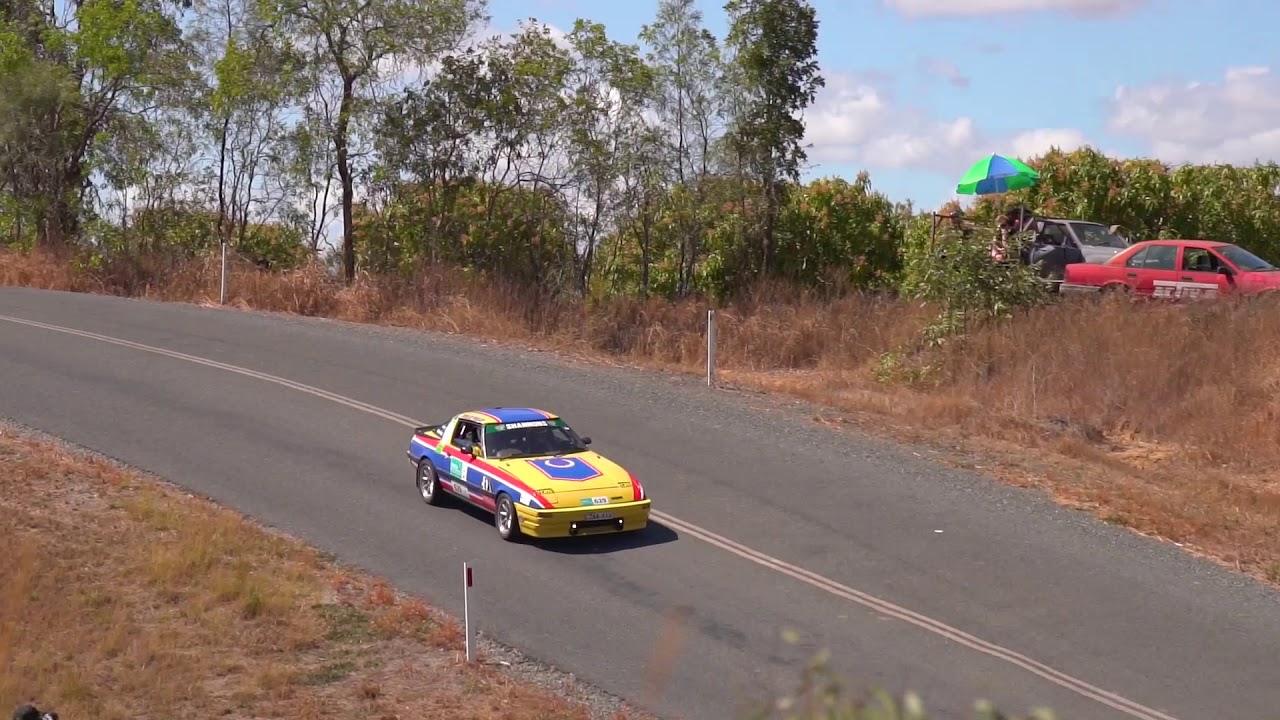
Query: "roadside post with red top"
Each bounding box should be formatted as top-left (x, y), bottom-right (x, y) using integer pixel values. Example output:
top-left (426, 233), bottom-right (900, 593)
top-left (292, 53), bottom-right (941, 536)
top-left (463, 561), bottom-right (475, 662)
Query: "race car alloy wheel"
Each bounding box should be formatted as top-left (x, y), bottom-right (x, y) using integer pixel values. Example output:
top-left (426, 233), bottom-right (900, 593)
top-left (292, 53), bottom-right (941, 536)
top-left (495, 493), bottom-right (521, 541)
top-left (416, 459), bottom-right (443, 506)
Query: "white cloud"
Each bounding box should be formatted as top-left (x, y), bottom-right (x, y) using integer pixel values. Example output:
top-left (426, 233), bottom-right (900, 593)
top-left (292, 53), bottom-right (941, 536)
top-left (803, 72), bottom-right (1097, 207)
top-left (1009, 128), bottom-right (1089, 158)
top-left (884, 0), bottom-right (1145, 17)
top-left (1107, 66), bottom-right (1280, 165)
top-left (804, 72), bottom-right (982, 172)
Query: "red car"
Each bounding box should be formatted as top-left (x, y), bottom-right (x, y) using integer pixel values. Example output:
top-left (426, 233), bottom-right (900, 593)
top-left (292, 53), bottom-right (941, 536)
top-left (1059, 239), bottom-right (1280, 299)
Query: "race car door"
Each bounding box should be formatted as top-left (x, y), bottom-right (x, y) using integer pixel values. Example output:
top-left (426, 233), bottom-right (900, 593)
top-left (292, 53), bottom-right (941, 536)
top-left (442, 418), bottom-right (484, 498)
top-left (1175, 244), bottom-right (1233, 299)
top-left (1122, 242), bottom-right (1180, 297)
top-left (441, 418), bottom-right (497, 508)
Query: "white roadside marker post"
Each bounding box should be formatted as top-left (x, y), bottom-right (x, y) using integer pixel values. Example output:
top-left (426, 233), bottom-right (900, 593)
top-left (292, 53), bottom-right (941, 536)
top-left (219, 240), bottom-right (228, 305)
top-left (463, 561), bottom-right (475, 663)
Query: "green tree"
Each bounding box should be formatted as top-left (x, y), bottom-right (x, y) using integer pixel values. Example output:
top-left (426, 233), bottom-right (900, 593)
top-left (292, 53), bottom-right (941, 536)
top-left (561, 19), bottom-right (657, 295)
top-left (197, 0), bottom-right (304, 253)
top-left (0, 59), bottom-right (82, 247)
top-left (720, 0), bottom-right (824, 279)
top-left (265, 0), bottom-right (487, 281)
top-left (0, 0), bottom-right (194, 248)
top-left (774, 173), bottom-right (904, 290)
top-left (639, 0), bottom-right (724, 295)
top-left (371, 20), bottom-right (577, 283)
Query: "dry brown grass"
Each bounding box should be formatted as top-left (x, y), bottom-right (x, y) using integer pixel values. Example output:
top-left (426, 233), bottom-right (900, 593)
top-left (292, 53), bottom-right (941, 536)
top-left (0, 423), bottom-right (650, 719)
top-left (5, 247), bottom-right (1280, 587)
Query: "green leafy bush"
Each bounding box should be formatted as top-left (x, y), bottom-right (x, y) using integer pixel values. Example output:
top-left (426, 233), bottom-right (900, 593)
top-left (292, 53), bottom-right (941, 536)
top-left (753, 637), bottom-right (1057, 720)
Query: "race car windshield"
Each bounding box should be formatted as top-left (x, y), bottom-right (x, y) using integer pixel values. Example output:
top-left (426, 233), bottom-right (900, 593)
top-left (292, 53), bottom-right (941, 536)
top-left (1218, 244), bottom-right (1278, 271)
top-left (485, 420), bottom-right (588, 459)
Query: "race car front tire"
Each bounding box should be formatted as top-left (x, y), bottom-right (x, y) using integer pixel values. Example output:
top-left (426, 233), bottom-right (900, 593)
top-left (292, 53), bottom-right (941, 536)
top-left (416, 458), bottom-right (444, 506)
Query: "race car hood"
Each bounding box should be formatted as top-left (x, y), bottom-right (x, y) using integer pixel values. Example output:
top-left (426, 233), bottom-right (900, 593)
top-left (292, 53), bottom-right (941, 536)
top-left (487, 451), bottom-right (642, 508)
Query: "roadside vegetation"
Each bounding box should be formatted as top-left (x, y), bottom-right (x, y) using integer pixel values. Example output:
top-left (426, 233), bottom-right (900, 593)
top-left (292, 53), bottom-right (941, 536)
top-left (0, 423), bottom-right (1053, 719)
top-left (2, 0), bottom-right (1280, 697)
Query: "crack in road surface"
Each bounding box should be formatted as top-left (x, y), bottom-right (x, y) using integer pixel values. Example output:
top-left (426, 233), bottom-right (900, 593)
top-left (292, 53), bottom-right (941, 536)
top-left (0, 312), bottom-right (1180, 720)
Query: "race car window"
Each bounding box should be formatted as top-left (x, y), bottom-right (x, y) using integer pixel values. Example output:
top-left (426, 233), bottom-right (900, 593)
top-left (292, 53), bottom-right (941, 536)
top-left (451, 420), bottom-right (482, 450)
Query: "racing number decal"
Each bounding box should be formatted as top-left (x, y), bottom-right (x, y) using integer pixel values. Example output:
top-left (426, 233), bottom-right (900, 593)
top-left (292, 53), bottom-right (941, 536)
top-left (480, 476), bottom-right (492, 494)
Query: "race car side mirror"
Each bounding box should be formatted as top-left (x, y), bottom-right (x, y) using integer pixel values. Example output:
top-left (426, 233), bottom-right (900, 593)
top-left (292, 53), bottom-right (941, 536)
top-left (1218, 266), bottom-right (1235, 276)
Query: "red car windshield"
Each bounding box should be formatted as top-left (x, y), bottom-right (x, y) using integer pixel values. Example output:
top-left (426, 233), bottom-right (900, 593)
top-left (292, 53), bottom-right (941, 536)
top-left (1219, 245), bottom-right (1278, 272)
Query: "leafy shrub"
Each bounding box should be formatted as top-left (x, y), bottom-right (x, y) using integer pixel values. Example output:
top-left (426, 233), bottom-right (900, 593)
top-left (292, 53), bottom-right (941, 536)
top-left (877, 209), bottom-right (1047, 384)
top-left (751, 638), bottom-right (1057, 720)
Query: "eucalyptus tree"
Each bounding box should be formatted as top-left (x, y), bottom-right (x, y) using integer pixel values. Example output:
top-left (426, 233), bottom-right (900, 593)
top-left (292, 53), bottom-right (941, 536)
top-left (0, 0), bottom-right (197, 248)
top-left (371, 20), bottom-right (577, 280)
top-left (263, 0), bottom-right (488, 280)
top-left (193, 0), bottom-right (306, 252)
top-left (638, 0), bottom-right (725, 295)
top-left (560, 19), bottom-right (658, 295)
top-left (720, 0), bottom-right (824, 277)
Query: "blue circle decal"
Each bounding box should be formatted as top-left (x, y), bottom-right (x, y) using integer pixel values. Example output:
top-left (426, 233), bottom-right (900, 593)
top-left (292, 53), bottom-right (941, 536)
top-left (527, 457), bottom-right (603, 482)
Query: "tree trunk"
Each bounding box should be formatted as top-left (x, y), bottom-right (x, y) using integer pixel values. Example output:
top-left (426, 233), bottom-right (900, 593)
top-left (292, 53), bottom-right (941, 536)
top-left (43, 183), bottom-right (81, 252)
top-left (761, 173), bottom-right (777, 276)
top-left (216, 116), bottom-right (230, 246)
top-left (336, 76), bottom-right (356, 283)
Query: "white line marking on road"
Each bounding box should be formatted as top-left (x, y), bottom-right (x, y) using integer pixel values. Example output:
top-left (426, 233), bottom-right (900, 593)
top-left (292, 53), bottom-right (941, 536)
top-left (0, 313), bottom-right (1179, 720)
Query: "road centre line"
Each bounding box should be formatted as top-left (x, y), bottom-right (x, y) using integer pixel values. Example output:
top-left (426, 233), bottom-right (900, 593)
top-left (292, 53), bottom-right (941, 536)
top-left (0, 313), bottom-right (1179, 720)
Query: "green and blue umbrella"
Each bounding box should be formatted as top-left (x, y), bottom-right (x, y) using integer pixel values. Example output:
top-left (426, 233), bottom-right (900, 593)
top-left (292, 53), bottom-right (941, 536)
top-left (956, 153), bottom-right (1040, 195)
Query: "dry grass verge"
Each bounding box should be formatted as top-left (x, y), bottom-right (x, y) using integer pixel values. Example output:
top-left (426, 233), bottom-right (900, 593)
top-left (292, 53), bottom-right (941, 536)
top-left (5, 248), bottom-right (1280, 588)
top-left (0, 422), bottom-right (651, 720)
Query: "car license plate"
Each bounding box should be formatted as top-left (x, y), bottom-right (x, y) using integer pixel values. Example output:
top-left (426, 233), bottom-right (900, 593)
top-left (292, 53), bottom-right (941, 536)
top-left (585, 512), bottom-right (615, 521)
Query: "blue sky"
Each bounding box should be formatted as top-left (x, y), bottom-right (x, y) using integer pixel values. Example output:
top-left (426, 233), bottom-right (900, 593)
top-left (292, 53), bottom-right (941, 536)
top-left (479, 0), bottom-right (1280, 210)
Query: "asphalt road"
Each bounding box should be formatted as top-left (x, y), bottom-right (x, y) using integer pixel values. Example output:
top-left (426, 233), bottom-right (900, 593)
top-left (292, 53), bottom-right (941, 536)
top-left (3, 286), bottom-right (1280, 720)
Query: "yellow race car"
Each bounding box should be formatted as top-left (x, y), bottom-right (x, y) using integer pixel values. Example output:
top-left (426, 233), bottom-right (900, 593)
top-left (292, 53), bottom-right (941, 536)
top-left (406, 407), bottom-right (651, 541)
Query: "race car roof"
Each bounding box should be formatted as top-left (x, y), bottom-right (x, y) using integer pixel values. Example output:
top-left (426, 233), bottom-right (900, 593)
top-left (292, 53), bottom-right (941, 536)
top-left (475, 407), bottom-right (559, 424)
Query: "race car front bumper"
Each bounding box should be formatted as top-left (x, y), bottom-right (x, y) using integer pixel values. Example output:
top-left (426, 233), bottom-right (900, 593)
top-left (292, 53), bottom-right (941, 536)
top-left (515, 499), bottom-right (652, 538)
